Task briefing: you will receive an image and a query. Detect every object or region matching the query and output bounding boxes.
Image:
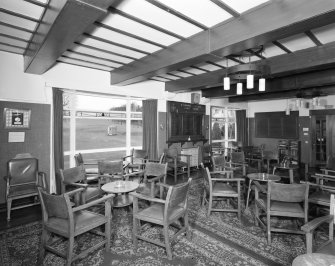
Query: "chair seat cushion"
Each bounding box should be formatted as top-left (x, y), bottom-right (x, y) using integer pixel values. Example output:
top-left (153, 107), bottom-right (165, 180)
top-left (213, 183), bottom-right (237, 195)
top-left (135, 203), bottom-right (184, 224)
top-left (46, 210), bottom-right (107, 237)
top-left (8, 184), bottom-right (37, 197)
top-left (270, 201), bottom-right (304, 214)
top-left (256, 198), bottom-right (305, 215)
top-left (309, 190), bottom-right (330, 205)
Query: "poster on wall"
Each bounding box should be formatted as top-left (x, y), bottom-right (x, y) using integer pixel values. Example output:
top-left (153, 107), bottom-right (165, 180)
top-left (3, 108), bottom-right (31, 129)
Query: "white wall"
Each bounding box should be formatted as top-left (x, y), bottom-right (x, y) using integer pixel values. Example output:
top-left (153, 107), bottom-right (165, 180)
top-left (0, 51), bottom-right (166, 103)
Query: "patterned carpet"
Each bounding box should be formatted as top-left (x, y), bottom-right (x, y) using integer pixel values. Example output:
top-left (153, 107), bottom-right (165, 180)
top-left (0, 177), bottom-right (321, 266)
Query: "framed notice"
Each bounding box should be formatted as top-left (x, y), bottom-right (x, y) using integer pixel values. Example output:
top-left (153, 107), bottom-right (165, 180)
top-left (3, 108), bottom-right (31, 129)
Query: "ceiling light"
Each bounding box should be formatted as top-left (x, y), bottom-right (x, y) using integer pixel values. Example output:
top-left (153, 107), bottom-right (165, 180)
top-left (237, 83), bottom-right (243, 95)
top-left (222, 46), bottom-right (270, 95)
top-left (259, 78), bottom-right (265, 91)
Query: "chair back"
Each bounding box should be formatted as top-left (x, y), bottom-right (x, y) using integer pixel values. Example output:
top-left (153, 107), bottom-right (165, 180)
top-left (38, 187), bottom-right (71, 221)
top-left (98, 160), bottom-right (124, 175)
top-left (231, 151), bottom-right (245, 163)
top-left (326, 155), bottom-right (335, 170)
top-left (74, 153), bottom-right (84, 166)
top-left (7, 157), bottom-right (38, 185)
top-left (145, 162), bottom-right (167, 177)
top-left (164, 147), bottom-right (179, 160)
top-left (202, 166), bottom-right (212, 194)
top-left (60, 165), bottom-right (86, 183)
top-left (166, 178), bottom-right (192, 212)
top-left (212, 154), bottom-right (226, 171)
top-left (132, 149), bottom-right (148, 164)
top-left (269, 182), bottom-right (309, 203)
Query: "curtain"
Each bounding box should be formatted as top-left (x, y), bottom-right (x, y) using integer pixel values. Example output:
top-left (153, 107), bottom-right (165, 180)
top-left (236, 109), bottom-right (248, 147)
top-left (53, 88), bottom-right (64, 194)
top-left (142, 99), bottom-right (158, 160)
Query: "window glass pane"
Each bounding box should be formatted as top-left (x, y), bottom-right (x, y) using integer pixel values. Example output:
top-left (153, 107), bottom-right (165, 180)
top-left (211, 119), bottom-right (225, 141)
top-left (76, 118), bottom-right (126, 150)
top-left (131, 100), bottom-right (142, 112)
top-left (131, 120), bottom-right (143, 147)
top-left (77, 95), bottom-right (127, 111)
top-left (81, 151), bottom-right (126, 162)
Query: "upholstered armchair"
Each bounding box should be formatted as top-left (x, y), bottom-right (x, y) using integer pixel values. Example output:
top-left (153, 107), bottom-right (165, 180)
top-left (4, 154), bottom-right (47, 221)
top-left (37, 187), bottom-right (114, 265)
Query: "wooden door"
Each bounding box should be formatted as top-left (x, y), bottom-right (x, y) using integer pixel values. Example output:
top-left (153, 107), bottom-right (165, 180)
top-left (311, 114), bottom-right (335, 167)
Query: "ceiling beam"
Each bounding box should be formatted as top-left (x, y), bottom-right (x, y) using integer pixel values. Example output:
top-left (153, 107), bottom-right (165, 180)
top-left (201, 68), bottom-right (335, 101)
top-left (166, 41), bottom-right (335, 92)
top-left (24, 0), bottom-right (121, 74)
top-left (110, 0), bottom-right (335, 85)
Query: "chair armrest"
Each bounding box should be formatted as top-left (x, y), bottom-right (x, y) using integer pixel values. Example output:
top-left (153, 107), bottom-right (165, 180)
top-left (130, 191), bottom-right (166, 204)
top-left (83, 162), bottom-right (98, 166)
top-left (253, 181), bottom-right (267, 193)
top-left (124, 171), bottom-right (145, 178)
top-left (66, 182), bottom-right (88, 188)
top-left (210, 170), bottom-right (234, 175)
top-left (301, 215), bottom-right (334, 233)
top-left (72, 193), bottom-right (115, 212)
top-left (65, 187), bottom-right (86, 196)
top-left (147, 174), bottom-right (166, 183)
top-left (122, 155), bottom-right (132, 160)
top-left (177, 154), bottom-right (191, 158)
top-left (37, 171), bottom-right (47, 189)
top-left (212, 178), bottom-right (244, 182)
top-left (320, 168), bottom-right (335, 175)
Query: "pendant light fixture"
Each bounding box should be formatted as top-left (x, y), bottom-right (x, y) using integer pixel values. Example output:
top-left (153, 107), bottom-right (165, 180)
top-left (246, 56), bottom-right (254, 89)
top-left (223, 59), bottom-right (230, 91)
top-left (259, 78), bottom-right (265, 91)
top-left (236, 82), bottom-right (243, 95)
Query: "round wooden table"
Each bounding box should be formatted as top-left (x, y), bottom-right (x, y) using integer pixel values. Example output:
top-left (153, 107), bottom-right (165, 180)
top-left (245, 173), bottom-right (281, 209)
top-left (292, 253), bottom-right (335, 266)
top-left (101, 181), bottom-right (139, 208)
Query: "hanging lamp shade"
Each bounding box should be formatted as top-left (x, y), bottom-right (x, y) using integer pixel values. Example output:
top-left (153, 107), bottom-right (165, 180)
top-left (237, 83), bottom-right (243, 95)
top-left (259, 78), bottom-right (265, 91)
top-left (223, 77), bottom-right (230, 90)
top-left (247, 74), bottom-right (254, 89)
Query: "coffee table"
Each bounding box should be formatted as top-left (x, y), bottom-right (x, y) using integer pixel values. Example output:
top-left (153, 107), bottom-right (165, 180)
top-left (101, 180), bottom-right (139, 208)
top-left (246, 173), bottom-right (281, 209)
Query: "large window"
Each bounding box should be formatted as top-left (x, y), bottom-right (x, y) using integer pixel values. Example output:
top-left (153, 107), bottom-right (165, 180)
top-left (210, 106), bottom-right (236, 150)
top-left (63, 93), bottom-right (142, 168)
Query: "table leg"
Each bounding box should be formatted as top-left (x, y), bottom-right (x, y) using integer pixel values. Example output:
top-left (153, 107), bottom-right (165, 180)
top-left (289, 169), bottom-right (294, 184)
top-left (246, 180), bottom-right (252, 209)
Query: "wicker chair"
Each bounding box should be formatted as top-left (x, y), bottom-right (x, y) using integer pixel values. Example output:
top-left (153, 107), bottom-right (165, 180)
top-left (131, 178), bottom-right (192, 260)
top-left (38, 187), bottom-right (114, 265)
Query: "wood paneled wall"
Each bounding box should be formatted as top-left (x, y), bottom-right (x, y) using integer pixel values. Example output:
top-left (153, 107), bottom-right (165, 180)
top-left (0, 101), bottom-right (50, 204)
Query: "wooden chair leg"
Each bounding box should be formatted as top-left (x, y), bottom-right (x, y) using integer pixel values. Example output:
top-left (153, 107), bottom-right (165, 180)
top-left (237, 195), bottom-right (241, 220)
top-left (67, 236), bottom-right (74, 266)
top-left (7, 199), bottom-right (12, 221)
top-left (184, 214), bottom-right (190, 240)
top-left (254, 203), bottom-right (259, 226)
top-left (267, 213), bottom-right (271, 244)
top-left (208, 197), bottom-right (212, 216)
top-left (163, 225), bottom-right (172, 260)
top-left (133, 217), bottom-right (138, 249)
top-left (39, 228), bottom-right (48, 264)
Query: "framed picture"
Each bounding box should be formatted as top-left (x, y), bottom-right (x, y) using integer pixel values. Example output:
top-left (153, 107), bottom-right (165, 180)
top-left (3, 108), bottom-right (31, 129)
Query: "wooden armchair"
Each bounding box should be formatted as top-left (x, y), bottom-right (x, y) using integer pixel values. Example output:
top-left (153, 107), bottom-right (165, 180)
top-left (254, 181), bottom-right (309, 244)
top-left (307, 173), bottom-right (335, 216)
top-left (59, 165), bottom-right (103, 205)
top-left (4, 155), bottom-right (47, 221)
top-left (201, 164), bottom-right (243, 219)
top-left (228, 151), bottom-right (248, 176)
top-left (37, 187), bottom-right (114, 265)
top-left (74, 153), bottom-right (99, 176)
top-left (123, 148), bottom-right (148, 173)
top-left (131, 178), bottom-right (192, 260)
top-left (97, 160), bottom-right (126, 183)
top-left (164, 147), bottom-right (190, 183)
top-left (301, 194), bottom-right (335, 254)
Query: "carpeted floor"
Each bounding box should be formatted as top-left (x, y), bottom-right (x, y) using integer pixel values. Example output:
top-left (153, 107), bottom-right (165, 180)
top-left (0, 177), bottom-right (324, 266)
